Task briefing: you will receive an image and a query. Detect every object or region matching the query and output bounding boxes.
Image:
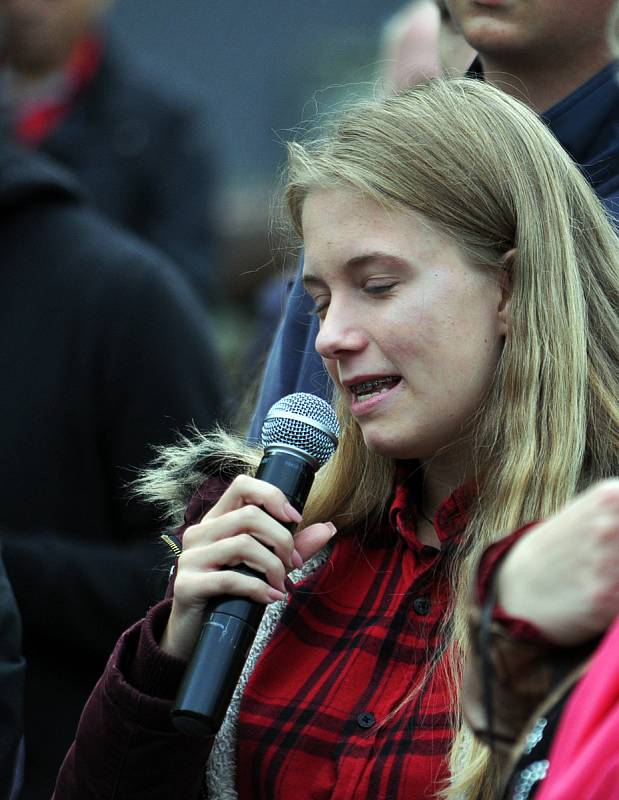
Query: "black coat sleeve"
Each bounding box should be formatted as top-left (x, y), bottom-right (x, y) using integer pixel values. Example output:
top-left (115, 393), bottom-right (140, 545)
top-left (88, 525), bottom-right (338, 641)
top-left (2, 238), bottom-right (229, 662)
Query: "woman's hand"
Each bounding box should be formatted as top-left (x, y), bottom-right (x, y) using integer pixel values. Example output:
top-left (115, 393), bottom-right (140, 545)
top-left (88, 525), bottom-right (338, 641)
top-left (160, 474), bottom-right (336, 660)
top-left (497, 479), bottom-right (619, 646)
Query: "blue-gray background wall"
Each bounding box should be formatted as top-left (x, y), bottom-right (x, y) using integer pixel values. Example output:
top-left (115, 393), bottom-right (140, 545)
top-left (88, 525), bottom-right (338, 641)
top-left (108, 0), bottom-right (403, 193)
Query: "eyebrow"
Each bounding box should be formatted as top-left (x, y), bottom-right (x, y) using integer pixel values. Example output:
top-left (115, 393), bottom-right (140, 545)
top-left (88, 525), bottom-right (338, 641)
top-left (303, 251), bottom-right (408, 288)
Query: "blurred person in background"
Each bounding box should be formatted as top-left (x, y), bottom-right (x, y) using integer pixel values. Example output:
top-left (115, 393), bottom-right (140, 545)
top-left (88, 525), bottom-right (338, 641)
top-left (248, 0), bottom-right (619, 437)
top-left (434, 0), bottom-right (476, 75)
top-left (0, 0), bottom-right (221, 307)
top-left (379, 0), bottom-right (442, 93)
top-left (379, 0), bottom-right (476, 93)
top-left (421, 0), bottom-right (619, 208)
top-left (0, 135), bottom-right (228, 799)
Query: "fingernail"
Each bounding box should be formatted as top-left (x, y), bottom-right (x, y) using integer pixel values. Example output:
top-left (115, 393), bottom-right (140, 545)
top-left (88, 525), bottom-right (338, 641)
top-left (326, 521), bottom-right (337, 537)
top-left (291, 549), bottom-right (303, 569)
top-left (284, 502), bottom-right (302, 523)
top-left (267, 588), bottom-right (286, 603)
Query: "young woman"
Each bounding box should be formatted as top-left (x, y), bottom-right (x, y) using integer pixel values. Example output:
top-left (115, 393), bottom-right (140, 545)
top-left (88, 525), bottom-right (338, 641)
top-left (52, 78), bottom-right (618, 800)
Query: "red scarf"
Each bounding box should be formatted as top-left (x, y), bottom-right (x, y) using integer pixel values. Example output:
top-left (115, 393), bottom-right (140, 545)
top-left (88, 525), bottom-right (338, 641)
top-left (13, 34), bottom-right (102, 146)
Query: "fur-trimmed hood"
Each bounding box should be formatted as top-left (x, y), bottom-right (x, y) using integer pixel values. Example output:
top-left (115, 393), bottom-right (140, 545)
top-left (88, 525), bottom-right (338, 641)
top-left (133, 427), bottom-right (262, 528)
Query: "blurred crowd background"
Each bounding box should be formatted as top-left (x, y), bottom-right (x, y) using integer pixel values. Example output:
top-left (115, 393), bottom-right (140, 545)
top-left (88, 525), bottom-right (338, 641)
top-left (3, 1), bottom-right (619, 798)
top-left (2, 1), bottom-right (618, 798)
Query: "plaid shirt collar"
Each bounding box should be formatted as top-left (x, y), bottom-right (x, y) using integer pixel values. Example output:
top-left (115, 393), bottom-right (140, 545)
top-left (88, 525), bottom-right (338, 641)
top-left (389, 461), bottom-right (475, 551)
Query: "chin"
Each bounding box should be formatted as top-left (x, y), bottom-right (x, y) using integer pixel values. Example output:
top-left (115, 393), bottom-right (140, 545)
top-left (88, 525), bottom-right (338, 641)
top-left (361, 430), bottom-right (419, 461)
top-left (362, 424), bottom-right (457, 463)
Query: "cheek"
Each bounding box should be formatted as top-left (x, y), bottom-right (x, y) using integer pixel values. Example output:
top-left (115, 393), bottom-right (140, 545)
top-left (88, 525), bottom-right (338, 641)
top-left (413, 286), bottom-right (502, 378)
top-left (447, 314), bottom-right (502, 371)
top-left (444, 321), bottom-right (503, 402)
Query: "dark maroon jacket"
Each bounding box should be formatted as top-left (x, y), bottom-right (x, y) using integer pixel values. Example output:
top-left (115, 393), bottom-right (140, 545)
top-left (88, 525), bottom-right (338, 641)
top-left (53, 600), bottom-right (211, 800)
top-left (52, 476), bottom-right (233, 799)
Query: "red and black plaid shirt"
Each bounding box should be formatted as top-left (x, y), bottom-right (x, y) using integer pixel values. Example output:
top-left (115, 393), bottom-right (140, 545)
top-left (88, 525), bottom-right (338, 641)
top-left (234, 472), bottom-right (473, 799)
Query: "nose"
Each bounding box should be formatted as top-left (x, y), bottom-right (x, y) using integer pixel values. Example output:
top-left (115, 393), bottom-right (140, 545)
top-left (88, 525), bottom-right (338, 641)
top-left (315, 302), bottom-right (367, 361)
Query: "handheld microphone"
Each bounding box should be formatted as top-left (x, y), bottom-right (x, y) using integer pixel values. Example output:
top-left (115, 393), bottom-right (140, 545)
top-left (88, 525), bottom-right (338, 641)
top-left (171, 392), bottom-right (339, 737)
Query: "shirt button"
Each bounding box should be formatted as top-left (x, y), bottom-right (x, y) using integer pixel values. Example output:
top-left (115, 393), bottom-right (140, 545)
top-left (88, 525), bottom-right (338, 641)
top-left (356, 711), bottom-right (376, 729)
top-left (413, 597), bottom-right (431, 616)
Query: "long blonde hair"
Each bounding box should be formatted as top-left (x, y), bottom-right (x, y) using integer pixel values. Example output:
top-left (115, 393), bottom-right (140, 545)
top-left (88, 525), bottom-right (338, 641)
top-left (282, 77), bottom-right (619, 798)
top-left (139, 77), bottom-right (618, 799)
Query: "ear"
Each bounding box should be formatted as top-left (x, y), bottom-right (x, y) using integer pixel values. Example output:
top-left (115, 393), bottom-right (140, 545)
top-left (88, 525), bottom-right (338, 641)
top-left (497, 248), bottom-right (515, 336)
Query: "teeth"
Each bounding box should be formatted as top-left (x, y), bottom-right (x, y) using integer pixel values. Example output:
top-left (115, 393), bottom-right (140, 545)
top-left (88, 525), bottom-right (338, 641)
top-left (351, 377), bottom-right (398, 400)
top-left (355, 378), bottom-right (389, 392)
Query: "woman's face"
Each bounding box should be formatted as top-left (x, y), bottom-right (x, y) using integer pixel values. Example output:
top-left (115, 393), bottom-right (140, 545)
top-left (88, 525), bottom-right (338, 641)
top-left (302, 187), bottom-right (508, 462)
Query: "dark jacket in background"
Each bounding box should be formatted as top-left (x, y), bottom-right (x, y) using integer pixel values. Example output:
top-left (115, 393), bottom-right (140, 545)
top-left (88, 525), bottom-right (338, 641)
top-left (0, 554), bottom-right (24, 800)
top-left (248, 61), bottom-right (619, 439)
top-left (33, 36), bottom-right (221, 307)
top-left (0, 140), bottom-right (227, 799)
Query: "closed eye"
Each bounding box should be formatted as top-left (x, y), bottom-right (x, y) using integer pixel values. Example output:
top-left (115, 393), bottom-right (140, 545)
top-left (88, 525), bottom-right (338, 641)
top-left (364, 282), bottom-right (398, 295)
top-left (307, 295), bottom-right (330, 319)
top-left (308, 283), bottom-right (397, 317)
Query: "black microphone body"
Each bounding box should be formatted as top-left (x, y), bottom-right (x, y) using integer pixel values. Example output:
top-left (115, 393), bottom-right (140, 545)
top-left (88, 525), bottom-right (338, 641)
top-left (171, 394), bottom-right (339, 737)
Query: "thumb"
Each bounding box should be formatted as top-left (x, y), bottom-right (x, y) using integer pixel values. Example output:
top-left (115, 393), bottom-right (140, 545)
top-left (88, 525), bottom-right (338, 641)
top-left (293, 522), bottom-right (337, 563)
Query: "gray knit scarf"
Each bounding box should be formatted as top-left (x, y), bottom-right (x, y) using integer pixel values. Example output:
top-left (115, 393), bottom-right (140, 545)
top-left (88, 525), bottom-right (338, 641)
top-left (203, 545), bottom-right (332, 799)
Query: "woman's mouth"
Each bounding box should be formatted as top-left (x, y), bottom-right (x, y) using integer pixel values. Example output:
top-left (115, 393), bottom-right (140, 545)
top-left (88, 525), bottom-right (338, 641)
top-left (349, 376), bottom-right (401, 402)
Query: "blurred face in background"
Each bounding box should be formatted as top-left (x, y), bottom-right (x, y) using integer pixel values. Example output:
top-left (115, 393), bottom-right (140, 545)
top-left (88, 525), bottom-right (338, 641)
top-left (0, 0), bottom-right (109, 74)
top-left (380, 0), bottom-right (442, 93)
top-left (445, 0), bottom-right (616, 64)
top-left (434, 0), bottom-right (476, 74)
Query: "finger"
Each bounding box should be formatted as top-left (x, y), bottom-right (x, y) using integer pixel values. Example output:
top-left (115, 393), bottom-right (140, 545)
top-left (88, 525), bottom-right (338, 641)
top-left (176, 568), bottom-right (286, 610)
top-left (179, 534), bottom-right (288, 593)
top-left (293, 522), bottom-right (338, 564)
top-left (164, 566), bottom-right (285, 661)
top-left (186, 505), bottom-right (298, 569)
top-left (204, 474), bottom-right (302, 526)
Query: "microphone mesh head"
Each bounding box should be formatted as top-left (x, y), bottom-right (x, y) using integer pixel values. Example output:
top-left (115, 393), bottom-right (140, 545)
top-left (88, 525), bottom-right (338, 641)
top-left (261, 393), bottom-right (339, 468)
